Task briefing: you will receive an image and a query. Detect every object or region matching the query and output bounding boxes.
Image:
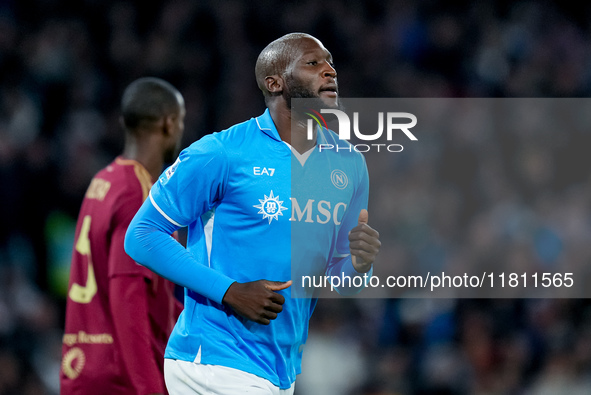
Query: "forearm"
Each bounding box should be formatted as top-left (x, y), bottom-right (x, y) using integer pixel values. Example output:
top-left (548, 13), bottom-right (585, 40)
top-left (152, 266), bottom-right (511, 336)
top-left (124, 200), bottom-right (235, 304)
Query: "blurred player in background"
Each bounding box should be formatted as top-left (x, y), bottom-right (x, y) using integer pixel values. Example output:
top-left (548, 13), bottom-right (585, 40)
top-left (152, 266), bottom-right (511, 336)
top-left (61, 77), bottom-right (185, 394)
top-left (125, 33), bottom-right (380, 394)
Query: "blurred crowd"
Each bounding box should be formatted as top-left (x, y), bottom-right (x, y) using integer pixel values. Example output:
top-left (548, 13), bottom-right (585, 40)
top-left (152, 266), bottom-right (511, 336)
top-left (1, 0), bottom-right (591, 394)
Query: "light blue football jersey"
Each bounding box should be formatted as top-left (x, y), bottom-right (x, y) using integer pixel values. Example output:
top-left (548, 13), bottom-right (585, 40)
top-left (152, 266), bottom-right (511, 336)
top-left (147, 109), bottom-right (369, 389)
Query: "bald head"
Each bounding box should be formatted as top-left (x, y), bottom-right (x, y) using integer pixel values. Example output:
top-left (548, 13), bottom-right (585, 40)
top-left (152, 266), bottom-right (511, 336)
top-left (255, 33), bottom-right (322, 98)
top-left (121, 77), bottom-right (184, 132)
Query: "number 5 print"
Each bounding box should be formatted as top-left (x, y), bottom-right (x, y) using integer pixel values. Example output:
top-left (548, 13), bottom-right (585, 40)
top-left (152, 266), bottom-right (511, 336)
top-left (68, 216), bottom-right (98, 303)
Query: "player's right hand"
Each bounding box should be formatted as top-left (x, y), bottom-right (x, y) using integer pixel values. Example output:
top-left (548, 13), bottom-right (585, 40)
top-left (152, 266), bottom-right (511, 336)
top-left (222, 280), bottom-right (292, 325)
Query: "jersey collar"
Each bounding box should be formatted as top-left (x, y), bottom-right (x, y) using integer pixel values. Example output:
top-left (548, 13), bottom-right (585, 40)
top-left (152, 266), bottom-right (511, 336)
top-left (255, 108), bottom-right (330, 149)
top-left (255, 109), bottom-right (282, 142)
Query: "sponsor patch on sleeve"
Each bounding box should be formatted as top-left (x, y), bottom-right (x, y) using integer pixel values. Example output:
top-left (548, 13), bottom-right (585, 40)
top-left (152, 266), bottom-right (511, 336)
top-left (164, 157), bottom-right (181, 180)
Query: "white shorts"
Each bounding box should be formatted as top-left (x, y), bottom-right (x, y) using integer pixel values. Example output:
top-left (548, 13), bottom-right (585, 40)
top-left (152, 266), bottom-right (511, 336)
top-left (164, 359), bottom-right (295, 395)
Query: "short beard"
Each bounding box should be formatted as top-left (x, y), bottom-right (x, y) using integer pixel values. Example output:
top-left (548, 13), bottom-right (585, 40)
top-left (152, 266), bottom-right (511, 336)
top-left (283, 74), bottom-right (341, 115)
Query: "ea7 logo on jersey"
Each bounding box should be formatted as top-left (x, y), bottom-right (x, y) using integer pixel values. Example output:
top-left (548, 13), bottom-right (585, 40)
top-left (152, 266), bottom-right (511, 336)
top-left (253, 167), bottom-right (275, 176)
top-left (254, 191), bottom-right (288, 224)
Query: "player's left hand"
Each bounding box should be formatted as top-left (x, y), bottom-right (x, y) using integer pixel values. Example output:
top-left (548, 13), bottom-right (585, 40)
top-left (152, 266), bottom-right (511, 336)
top-left (349, 209), bottom-right (380, 273)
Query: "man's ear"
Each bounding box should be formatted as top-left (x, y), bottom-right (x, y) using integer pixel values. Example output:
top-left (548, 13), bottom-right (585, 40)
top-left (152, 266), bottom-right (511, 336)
top-left (265, 75), bottom-right (284, 95)
top-left (163, 114), bottom-right (176, 136)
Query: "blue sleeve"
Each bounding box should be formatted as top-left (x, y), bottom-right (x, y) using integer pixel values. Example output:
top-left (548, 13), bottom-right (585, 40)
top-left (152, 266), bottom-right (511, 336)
top-left (150, 135), bottom-right (228, 227)
top-left (124, 199), bottom-right (235, 304)
top-left (326, 153), bottom-right (372, 295)
top-left (124, 135), bottom-right (236, 304)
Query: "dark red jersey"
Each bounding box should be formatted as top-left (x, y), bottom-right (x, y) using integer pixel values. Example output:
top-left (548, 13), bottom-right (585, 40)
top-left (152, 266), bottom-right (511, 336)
top-left (61, 157), bottom-right (181, 395)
